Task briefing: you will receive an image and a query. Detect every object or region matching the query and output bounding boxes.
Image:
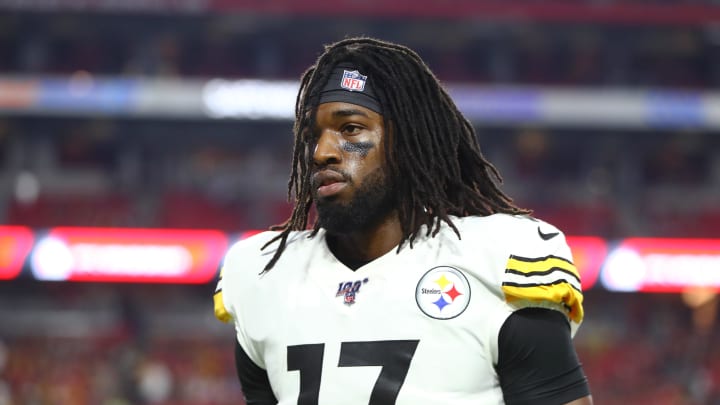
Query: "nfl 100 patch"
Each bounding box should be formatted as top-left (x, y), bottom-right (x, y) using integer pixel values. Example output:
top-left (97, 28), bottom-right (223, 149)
top-left (336, 277), bottom-right (369, 305)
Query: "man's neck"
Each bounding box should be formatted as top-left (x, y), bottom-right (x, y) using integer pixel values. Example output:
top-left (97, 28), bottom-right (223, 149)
top-left (326, 213), bottom-right (403, 270)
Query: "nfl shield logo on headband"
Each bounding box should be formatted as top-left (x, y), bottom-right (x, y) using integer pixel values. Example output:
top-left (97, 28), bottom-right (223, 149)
top-left (341, 70), bottom-right (367, 92)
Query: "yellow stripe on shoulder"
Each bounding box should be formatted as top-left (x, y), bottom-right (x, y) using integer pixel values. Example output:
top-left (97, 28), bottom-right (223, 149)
top-left (213, 291), bottom-right (232, 323)
top-left (213, 266), bottom-right (232, 323)
top-left (502, 283), bottom-right (584, 324)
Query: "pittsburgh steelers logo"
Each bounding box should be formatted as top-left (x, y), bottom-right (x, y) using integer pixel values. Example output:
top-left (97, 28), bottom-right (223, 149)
top-left (415, 266), bottom-right (471, 320)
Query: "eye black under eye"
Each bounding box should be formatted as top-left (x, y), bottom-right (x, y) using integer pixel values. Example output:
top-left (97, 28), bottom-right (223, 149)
top-left (342, 141), bottom-right (374, 157)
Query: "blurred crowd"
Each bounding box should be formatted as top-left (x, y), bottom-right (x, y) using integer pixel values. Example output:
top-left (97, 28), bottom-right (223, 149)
top-left (0, 283), bottom-right (240, 405)
top-left (0, 11), bottom-right (718, 238)
top-left (0, 10), bottom-right (718, 237)
top-left (580, 290), bottom-right (720, 404)
top-left (1, 12), bottom-right (719, 89)
top-left (0, 336), bottom-right (241, 405)
top-left (0, 117), bottom-right (718, 238)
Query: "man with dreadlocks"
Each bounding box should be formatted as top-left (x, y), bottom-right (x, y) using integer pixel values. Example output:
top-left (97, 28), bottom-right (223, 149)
top-left (214, 37), bottom-right (592, 405)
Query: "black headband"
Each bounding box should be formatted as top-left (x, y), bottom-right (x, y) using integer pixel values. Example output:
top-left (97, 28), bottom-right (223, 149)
top-left (318, 64), bottom-right (382, 114)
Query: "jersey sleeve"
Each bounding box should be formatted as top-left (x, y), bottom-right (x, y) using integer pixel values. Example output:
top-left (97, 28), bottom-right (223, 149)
top-left (212, 232), bottom-right (280, 369)
top-left (214, 235), bottom-right (280, 404)
top-left (213, 233), bottom-right (274, 324)
top-left (500, 218), bottom-right (584, 335)
top-left (496, 308), bottom-right (591, 404)
top-left (235, 340), bottom-right (278, 404)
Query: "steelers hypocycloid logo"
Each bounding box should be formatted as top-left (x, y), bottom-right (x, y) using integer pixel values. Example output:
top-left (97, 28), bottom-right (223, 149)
top-left (415, 266), bottom-right (471, 319)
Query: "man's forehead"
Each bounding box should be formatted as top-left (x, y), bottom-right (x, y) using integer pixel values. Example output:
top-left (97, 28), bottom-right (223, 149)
top-left (305, 101), bottom-right (373, 116)
top-left (318, 102), bottom-right (374, 118)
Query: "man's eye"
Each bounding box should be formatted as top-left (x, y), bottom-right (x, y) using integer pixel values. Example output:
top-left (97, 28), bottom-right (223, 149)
top-left (342, 124), bottom-right (362, 135)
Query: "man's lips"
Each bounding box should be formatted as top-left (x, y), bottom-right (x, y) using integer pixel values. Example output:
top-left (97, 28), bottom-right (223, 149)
top-left (317, 182), bottom-right (347, 197)
top-left (312, 170), bottom-right (347, 198)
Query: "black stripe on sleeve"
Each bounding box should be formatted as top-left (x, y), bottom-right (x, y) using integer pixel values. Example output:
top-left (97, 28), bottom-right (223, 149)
top-left (235, 340), bottom-right (278, 405)
top-left (509, 254), bottom-right (574, 265)
top-left (502, 279), bottom-right (584, 294)
top-left (504, 267), bottom-right (582, 284)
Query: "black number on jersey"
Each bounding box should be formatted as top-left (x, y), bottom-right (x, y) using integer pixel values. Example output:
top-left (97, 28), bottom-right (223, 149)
top-left (287, 343), bottom-right (324, 404)
top-left (287, 340), bottom-right (420, 405)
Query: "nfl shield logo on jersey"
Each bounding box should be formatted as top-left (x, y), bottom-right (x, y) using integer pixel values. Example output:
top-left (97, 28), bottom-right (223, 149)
top-left (415, 266), bottom-right (471, 320)
top-left (340, 70), bottom-right (367, 92)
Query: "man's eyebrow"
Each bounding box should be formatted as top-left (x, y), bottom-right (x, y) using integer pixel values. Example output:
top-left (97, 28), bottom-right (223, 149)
top-left (332, 108), bottom-right (370, 118)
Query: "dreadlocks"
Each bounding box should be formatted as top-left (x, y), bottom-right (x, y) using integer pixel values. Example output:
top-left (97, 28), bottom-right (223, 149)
top-left (261, 37), bottom-right (530, 271)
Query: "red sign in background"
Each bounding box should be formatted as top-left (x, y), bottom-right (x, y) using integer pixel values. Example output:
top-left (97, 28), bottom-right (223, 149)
top-left (566, 236), bottom-right (608, 290)
top-left (30, 227), bottom-right (228, 284)
top-left (0, 226), bottom-right (35, 280)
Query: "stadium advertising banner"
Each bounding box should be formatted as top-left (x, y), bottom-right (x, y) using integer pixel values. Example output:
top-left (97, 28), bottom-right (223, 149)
top-left (0, 226), bottom-right (718, 291)
top-left (29, 227), bottom-right (228, 284)
top-left (600, 238), bottom-right (720, 292)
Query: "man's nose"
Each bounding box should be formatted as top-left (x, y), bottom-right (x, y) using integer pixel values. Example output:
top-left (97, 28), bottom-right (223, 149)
top-left (313, 129), bottom-right (342, 166)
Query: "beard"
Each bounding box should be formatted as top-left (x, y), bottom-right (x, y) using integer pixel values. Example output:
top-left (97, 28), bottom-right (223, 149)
top-left (314, 167), bottom-right (396, 235)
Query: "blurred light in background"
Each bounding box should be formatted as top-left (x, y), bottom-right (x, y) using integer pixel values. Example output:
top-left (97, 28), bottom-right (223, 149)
top-left (202, 79), bottom-right (298, 119)
top-left (13, 170), bottom-right (39, 205)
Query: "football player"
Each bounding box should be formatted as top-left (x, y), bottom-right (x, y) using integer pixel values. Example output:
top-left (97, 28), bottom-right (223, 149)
top-left (215, 37), bottom-right (592, 405)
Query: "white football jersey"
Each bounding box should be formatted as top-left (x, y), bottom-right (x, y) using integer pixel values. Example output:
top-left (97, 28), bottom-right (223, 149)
top-left (214, 214), bottom-right (584, 405)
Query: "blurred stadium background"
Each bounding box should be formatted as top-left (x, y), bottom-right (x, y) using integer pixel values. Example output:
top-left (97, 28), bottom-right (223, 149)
top-left (0, 1), bottom-right (719, 404)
